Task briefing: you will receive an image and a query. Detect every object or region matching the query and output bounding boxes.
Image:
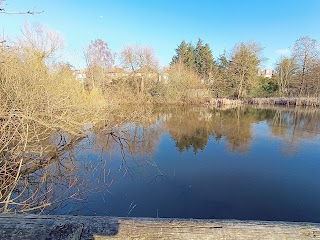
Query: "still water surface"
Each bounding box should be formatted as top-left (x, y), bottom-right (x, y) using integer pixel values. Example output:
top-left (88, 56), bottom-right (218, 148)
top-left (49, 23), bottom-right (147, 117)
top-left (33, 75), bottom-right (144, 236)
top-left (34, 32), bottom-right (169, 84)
top-left (53, 106), bottom-right (320, 222)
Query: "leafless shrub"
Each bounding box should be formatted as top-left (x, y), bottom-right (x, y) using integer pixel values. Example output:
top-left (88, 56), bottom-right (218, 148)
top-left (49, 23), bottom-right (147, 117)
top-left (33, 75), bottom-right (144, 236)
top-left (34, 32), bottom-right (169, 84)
top-left (0, 23), bottom-right (112, 213)
top-left (152, 62), bottom-right (208, 104)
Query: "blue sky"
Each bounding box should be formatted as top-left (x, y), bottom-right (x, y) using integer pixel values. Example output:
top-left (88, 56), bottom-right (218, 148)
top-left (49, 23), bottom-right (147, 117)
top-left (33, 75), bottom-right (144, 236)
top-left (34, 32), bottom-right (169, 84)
top-left (1, 0), bottom-right (320, 69)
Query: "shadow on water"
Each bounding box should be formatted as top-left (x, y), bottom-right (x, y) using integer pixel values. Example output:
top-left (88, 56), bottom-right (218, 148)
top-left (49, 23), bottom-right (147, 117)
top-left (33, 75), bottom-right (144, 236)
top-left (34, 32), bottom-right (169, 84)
top-left (6, 105), bottom-right (320, 222)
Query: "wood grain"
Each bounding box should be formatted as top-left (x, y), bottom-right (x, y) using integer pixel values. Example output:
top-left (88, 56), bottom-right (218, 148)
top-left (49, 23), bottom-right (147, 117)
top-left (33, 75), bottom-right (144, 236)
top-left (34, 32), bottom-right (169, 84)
top-left (1, 214), bottom-right (320, 239)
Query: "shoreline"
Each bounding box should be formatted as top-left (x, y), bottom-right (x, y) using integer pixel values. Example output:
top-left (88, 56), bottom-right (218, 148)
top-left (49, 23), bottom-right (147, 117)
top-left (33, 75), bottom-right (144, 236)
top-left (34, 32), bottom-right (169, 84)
top-left (208, 97), bottom-right (320, 108)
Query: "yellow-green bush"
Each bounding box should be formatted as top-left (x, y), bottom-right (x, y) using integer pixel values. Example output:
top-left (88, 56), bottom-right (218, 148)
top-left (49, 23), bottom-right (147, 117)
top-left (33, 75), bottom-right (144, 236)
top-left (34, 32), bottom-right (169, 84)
top-left (152, 63), bottom-right (209, 104)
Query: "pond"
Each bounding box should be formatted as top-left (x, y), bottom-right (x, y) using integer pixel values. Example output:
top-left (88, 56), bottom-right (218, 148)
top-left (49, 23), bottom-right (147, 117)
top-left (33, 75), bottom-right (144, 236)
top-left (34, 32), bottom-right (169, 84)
top-left (44, 106), bottom-right (320, 222)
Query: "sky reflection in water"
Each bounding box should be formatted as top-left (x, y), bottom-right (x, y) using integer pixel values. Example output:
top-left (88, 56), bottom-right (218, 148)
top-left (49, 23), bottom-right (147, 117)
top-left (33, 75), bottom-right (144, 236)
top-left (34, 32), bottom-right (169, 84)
top-left (54, 106), bottom-right (320, 222)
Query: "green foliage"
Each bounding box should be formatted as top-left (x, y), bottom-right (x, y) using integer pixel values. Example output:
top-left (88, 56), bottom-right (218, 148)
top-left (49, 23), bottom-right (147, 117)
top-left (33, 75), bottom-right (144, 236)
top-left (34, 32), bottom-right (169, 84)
top-left (250, 77), bottom-right (279, 97)
top-left (169, 36), bottom-right (320, 98)
top-left (194, 39), bottom-right (216, 80)
top-left (261, 78), bottom-right (278, 94)
top-left (171, 40), bottom-right (195, 69)
top-left (171, 39), bottom-right (216, 81)
top-left (217, 51), bottom-right (228, 70)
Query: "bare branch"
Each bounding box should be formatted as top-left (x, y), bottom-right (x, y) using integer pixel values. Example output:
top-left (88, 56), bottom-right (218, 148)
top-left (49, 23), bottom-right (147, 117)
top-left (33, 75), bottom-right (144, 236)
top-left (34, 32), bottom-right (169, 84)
top-left (0, 10), bottom-right (44, 15)
top-left (0, 0), bottom-right (43, 15)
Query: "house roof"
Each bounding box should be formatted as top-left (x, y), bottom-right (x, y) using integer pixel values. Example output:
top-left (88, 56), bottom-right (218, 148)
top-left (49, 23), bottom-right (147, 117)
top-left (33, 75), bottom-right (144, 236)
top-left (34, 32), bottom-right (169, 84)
top-left (134, 66), bottom-right (159, 73)
top-left (109, 67), bottom-right (128, 74)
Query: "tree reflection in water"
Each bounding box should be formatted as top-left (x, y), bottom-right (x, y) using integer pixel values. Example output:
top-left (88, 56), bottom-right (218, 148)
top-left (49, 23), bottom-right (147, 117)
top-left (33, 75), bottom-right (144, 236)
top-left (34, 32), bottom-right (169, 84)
top-left (2, 105), bottom-right (320, 214)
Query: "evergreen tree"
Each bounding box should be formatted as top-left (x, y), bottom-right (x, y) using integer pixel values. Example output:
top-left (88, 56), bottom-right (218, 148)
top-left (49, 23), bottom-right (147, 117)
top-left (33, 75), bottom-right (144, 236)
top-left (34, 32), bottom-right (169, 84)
top-left (171, 40), bottom-right (188, 65)
top-left (171, 39), bottom-right (216, 81)
top-left (203, 43), bottom-right (215, 79)
top-left (171, 40), bottom-right (195, 69)
top-left (194, 39), bottom-right (205, 76)
top-left (214, 51), bottom-right (233, 96)
top-left (184, 42), bottom-right (195, 69)
top-left (194, 39), bottom-right (215, 81)
top-left (217, 51), bottom-right (228, 70)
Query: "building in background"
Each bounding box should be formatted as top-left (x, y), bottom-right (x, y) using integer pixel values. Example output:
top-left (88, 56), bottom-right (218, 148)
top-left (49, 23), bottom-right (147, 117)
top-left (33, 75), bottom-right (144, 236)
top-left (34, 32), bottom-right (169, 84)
top-left (258, 69), bottom-right (274, 78)
top-left (73, 69), bottom-right (87, 82)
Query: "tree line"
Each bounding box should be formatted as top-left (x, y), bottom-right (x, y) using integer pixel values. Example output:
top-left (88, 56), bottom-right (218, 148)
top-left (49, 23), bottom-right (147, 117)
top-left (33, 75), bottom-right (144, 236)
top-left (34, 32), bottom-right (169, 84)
top-left (2, 23), bottom-right (320, 104)
top-left (84, 36), bottom-right (320, 100)
top-left (170, 37), bottom-right (320, 98)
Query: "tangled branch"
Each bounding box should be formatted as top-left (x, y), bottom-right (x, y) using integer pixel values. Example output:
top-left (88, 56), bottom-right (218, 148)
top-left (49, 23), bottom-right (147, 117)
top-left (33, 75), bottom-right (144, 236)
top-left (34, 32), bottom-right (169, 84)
top-left (0, 0), bottom-right (43, 15)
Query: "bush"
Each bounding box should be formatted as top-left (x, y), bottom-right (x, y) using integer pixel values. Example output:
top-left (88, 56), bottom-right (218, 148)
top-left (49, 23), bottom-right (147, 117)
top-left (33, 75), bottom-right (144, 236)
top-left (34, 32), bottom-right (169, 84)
top-left (152, 63), bottom-right (209, 104)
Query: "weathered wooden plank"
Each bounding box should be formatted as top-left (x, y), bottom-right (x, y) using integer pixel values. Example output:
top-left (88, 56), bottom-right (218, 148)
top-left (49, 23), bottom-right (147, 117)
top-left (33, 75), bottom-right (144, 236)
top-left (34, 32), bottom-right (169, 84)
top-left (1, 214), bottom-right (320, 240)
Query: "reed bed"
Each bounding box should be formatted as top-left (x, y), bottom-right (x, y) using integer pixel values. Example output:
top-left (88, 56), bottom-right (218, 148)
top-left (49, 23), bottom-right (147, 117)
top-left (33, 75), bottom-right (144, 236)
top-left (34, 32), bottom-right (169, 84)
top-left (208, 98), bottom-right (244, 108)
top-left (209, 97), bottom-right (320, 108)
top-left (246, 97), bottom-right (320, 107)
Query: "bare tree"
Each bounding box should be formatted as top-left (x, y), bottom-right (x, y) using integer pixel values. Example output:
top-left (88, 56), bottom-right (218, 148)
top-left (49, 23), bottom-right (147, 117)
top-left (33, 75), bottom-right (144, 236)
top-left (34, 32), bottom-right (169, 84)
top-left (229, 42), bottom-right (263, 98)
top-left (309, 62), bottom-right (320, 97)
top-left (120, 44), bottom-right (159, 72)
top-left (18, 22), bottom-right (64, 62)
top-left (292, 36), bottom-right (320, 96)
top-left (84, 39), bottom-right (114, 89)
top-left (85, 39), bottom-right (114, 69)
top-left (275, 57), bottom-right (297, 96)
top-left (120, 44), bottom-right (159, 95)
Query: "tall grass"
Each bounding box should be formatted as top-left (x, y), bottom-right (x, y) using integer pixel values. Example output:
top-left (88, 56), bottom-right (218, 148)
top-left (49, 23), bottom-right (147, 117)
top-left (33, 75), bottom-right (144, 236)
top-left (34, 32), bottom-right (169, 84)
top-left (246, 97), bottom-right (320, 107)
top-left (209, 97), bottom-right (320, 107)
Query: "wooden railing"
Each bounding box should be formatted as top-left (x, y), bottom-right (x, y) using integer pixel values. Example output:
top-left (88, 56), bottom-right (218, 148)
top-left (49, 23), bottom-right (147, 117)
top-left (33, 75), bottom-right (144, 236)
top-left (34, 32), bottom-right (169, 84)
top-left (1, 214), bottom-right (320, 239)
